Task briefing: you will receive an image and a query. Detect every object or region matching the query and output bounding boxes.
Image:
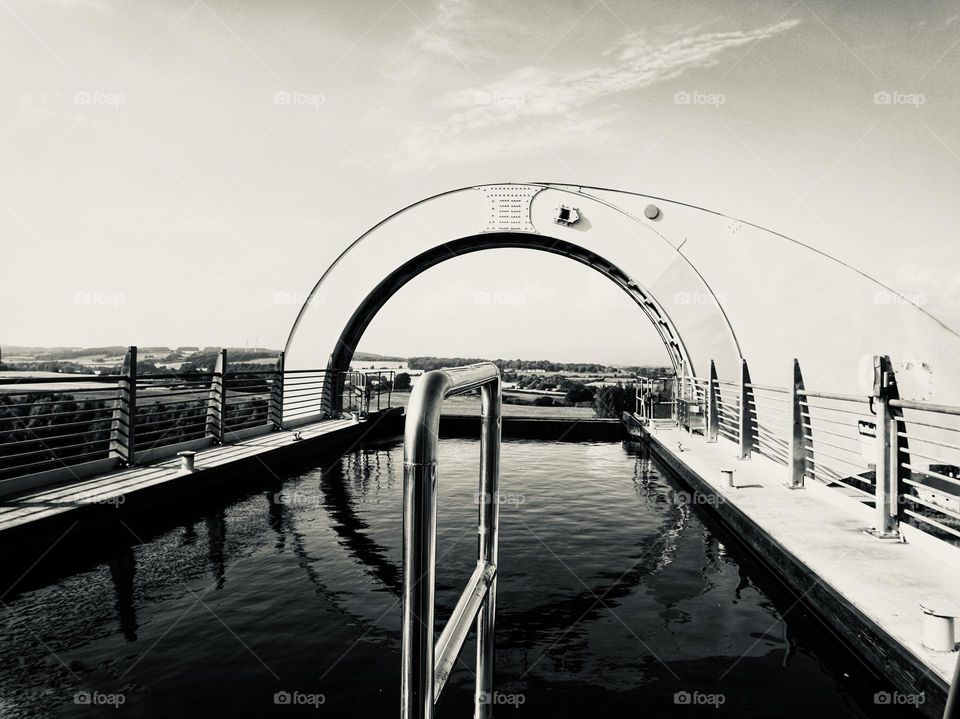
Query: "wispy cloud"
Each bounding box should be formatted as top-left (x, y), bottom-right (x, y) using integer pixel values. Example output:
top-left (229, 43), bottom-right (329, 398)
top-left (380, 17), bottom-right (801, 171)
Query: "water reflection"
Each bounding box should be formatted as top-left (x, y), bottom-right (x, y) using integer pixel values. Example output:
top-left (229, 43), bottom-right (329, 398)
top-left (0, 439), bottom-right (923, 718)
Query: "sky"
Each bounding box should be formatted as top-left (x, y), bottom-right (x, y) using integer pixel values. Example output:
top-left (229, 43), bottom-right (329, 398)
top-left (1, 0), bottom-right (958, 365)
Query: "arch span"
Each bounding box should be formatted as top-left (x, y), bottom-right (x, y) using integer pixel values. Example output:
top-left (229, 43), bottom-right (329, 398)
top-left (285, 183), bottom-right (960, 420)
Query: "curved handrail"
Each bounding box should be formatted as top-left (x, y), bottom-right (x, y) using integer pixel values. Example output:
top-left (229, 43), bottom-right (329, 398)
top-left (401, 362), bottom-right (501, 719)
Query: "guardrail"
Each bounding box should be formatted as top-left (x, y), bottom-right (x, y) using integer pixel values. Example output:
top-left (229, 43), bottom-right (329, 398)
top-left (649, 354), bottom-right (960, 549)
top-left (0, 347), bottom-right (395, 491)
top-left (634, 375), bottom-right (676, 422)
top-left (401, 362), bottom-right (501, 719)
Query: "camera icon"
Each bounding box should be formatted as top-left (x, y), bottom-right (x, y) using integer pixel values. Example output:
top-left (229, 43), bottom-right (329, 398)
top-left (674, 690), bottom-right (691, 704)
top-left (74, 691), bottom-right (91, 705)
top-left (873, 91), bottom-right (891, 105)
top-left (874, 691), bottom-right (891, 705)
top-left (274, 691), bottom-right (291, 705)
top-left (274, 91), bottom-right (292, 105)
top-left (673, 91), bottom-right (691, 105)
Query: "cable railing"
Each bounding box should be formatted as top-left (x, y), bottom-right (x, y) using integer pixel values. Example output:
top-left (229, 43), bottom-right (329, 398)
top-left (0, 347), bottom-right (396, 490)
top-left (634, 354), bottom-right (960, 549)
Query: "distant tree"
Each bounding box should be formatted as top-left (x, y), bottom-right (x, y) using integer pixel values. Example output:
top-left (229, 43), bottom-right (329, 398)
top-left (593, 383), bottom-right (636, 418)
top-left (394, 372), bottom-right (412, 390)
top-left (564, 383), bottom-right (594, 404)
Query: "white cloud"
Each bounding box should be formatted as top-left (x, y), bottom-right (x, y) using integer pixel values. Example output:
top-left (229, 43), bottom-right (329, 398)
top-left (380, 17), bottom-right (801, 171)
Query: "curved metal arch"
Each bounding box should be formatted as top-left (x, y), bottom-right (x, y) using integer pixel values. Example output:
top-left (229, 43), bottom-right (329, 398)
top-left (284, 183), bottom-right (744, 373)
top-left (322, 233), bottom-right (693, 381)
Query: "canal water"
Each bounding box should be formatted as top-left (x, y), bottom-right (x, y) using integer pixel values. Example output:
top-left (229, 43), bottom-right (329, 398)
top-left (0, 439), bottom-right (925, 717)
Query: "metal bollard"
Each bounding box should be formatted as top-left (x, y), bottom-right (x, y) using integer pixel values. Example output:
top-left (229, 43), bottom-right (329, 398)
top-left (721, 468), bottom-right (735, 489)
top-left (177, 450), bottom-right (196, 472)
top-left (920, 599), bottom-right (959, 652)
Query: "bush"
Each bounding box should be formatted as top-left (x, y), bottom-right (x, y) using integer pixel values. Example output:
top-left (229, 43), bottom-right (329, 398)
top-left (592, 384), bottom-right (636, 418)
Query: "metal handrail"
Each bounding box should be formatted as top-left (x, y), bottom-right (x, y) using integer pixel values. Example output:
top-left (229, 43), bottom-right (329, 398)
top-left (402, 363), bottom-right (501, 719)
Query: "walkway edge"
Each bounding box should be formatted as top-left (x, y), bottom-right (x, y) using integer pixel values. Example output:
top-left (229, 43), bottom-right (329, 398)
top-left (634, 420), bottom-right (951, 719)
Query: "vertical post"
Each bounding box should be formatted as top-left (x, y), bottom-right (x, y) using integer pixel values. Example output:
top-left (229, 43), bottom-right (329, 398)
top-left (706, 360), bottom-right (719, 443)
top-left (476, 379), bottom-right (501, 718)
top-left (269, 351), bottom-right (284, 430)
top-left (787, 358), bottom-right (807, 488)
top-left (401, 458), bottom-right (437, 719)
top-left (871, 355), bottom-right (900, 538)
top-left (671, 374), bottom-right (679, 424)
top-left (738, 359), bottom-right (753, 460)
top-left (206, 349), bottom-right (226, 444)
top-left (321, 367), bottom-right (344, 418)
top-left (109, 346), bottom-right (137, 466)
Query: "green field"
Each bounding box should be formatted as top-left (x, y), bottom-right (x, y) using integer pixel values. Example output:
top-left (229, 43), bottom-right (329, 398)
top-left (388, 390), bottom-right (598, 418)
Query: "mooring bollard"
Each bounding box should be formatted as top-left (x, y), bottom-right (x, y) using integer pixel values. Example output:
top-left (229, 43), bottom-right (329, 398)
top-left (177, 450), bottom-right (196, 472)
top-left (920, 599), bottom-right (959, 652)
top-left (721, 468), bottom-right (735, 489)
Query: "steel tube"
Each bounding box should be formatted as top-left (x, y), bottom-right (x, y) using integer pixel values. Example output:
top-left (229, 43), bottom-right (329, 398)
top-left (476, 379), bottom-right (501, 718)
top-left (433, 561), bottom-right (496, 698)
top-left (401, 362), bottom-right (501, 719)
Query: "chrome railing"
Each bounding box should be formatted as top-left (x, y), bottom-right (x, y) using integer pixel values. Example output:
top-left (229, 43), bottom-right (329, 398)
top-left (634, 375), bottom-right (676, 423)
top-left (401, 363), bottom-right (501, 719)
top-left (0, 346), bottom-right (396, 487)
top-left (658, 354), bottom-right (960, 548)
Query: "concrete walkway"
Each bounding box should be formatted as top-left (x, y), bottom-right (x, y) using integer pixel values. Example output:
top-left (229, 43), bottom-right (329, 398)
top-left (0, 417), bottom-right (366, 536)
top-left (636, 421), bottom-right (960, 715)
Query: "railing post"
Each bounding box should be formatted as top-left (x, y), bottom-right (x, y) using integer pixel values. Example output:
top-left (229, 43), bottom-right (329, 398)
top-left (788, 358), bottom-right (809, 488)
top-left (738, 358), bottom-right (753, 460)
top-left (706, 360), bottom-right (719, 442)
top-left (206, 349), bottom-right (226, 444)
top-left (475, 378), bottom-right (501, 718)
top-left (109, 346), bottom-right (137, 466)
top-left (269, 351), bottom-right (284, 430)
top-left (870, 355), bottom-right (901, 538)
top-left (322, 369), bottom-right (345, 418)
top-left (671, 374), bottom-right (679, 424)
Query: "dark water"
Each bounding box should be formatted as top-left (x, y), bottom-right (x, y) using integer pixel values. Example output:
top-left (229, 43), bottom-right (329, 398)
top-left (0, 439), bottom-right (925, 717)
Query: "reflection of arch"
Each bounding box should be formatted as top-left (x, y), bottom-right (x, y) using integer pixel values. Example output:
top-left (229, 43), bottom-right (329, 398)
top-left (313, 440), bottom-right (696, 648)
